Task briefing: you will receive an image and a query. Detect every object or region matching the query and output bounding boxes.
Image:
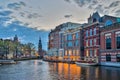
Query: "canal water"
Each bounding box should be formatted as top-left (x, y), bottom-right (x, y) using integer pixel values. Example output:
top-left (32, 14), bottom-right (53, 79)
top-left (0, 60), bottom-right (120, 80)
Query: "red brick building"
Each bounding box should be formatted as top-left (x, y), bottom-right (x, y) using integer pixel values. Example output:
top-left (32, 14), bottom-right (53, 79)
top-left (84, 22), bottom-right (100, 62)
top-left (100, 22), bottom-right (120, 66)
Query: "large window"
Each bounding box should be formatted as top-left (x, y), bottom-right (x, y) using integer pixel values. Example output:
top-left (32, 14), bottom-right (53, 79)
top-left (106, 54), bottom-right (111, 61)
top-left (68, 41), bottom-right (72, 47)
top-left (106, 38), bottom-right (111, 49)
top-left (116, 36), bottom-right (120, 49)
top-left (86, 30), bottom-right (88, 37)
top-left (67, 34), bottom-right (72, 40)
top-left (90, 29), bottom-right (92, 36)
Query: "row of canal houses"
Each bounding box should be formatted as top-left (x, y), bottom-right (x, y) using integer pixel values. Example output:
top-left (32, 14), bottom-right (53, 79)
top-left (47, 12), bottom-right (120, 67)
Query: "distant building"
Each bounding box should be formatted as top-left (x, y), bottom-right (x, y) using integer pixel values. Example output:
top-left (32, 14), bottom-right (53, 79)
top-left (100, 22), bottom-right (120, 67)
top-left (38, 37), bottom-right (43, 58)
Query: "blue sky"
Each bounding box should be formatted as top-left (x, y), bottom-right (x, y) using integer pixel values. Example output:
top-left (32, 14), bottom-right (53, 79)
top-left (0, 0), bottom-right (120, 50)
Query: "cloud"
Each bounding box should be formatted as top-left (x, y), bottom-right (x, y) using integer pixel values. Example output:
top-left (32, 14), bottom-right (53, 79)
top-left (0, 10), bottom-right (13, 16)
top-left (115, 10), bottom-right (120, 15)
top-left (7, 1), bottom-right (26, 10)
top-left (109, 1), bottom-right (120, 7)
top-left (64, 0), bottom-right (71, 3)
top-left (27, 13), bottom-right (42, 19)
top-left (19, 12), bottom-right (25, 17)
top-left (72, 0), bottom-right (120, 16)
top-left (64, 14), bottom-right (72, 18)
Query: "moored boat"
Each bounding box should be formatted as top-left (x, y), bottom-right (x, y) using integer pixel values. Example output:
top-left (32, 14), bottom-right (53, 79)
top-left (75, 60), bottom-right (98, 66)
top-left (0, 60), bottom-right (16, 64)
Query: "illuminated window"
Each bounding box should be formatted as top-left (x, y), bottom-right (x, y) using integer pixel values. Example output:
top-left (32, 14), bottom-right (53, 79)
top-left (76, 49), bottom-right (79, 56)
top-left (68, 50), bottom-right (72, 56)
top-left (73, 50), bottom-right (76, 56)
top-left (86, 50), bottom-right (89, 57)
top-left (94, 50), bottom-right (97, 56)
top-left (65, 50), bottom-right (68, 56)
top-left (86, 40), bottom-right (88, 47)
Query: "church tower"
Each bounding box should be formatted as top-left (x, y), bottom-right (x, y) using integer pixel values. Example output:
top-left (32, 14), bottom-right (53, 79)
top-left (38, 37), bottom-right (43, 58)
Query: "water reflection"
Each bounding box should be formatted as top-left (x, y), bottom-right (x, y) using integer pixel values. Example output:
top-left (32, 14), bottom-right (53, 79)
top-left (48, 62), bottom-right (120, 80)
top-left (0, 60), bottom-right (120, 80)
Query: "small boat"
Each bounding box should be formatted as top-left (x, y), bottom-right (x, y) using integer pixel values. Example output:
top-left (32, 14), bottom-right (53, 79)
top-left (75, 61), bottom-right (98, 66)
top-left (0, 60), bottom-right (16, 64)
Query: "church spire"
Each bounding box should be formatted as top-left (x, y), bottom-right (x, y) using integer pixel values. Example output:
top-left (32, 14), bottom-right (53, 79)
top-left (14, 35), bottom-right (18, 42)
top-left (38, 36), bottom-right (43, 58)
top-left (38, 37), bottom-right (42, 49)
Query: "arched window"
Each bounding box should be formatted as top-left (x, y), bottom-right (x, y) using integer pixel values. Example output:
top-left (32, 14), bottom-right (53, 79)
top-left (105, 20), bottom-right (113, 26)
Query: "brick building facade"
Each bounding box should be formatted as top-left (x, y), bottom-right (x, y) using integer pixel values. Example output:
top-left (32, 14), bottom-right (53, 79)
top-left (100, 23), bottom-right (120, 66)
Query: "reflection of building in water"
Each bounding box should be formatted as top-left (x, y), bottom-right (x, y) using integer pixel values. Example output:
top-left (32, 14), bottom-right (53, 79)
top-left (99, 67), bottom-right (120, 80)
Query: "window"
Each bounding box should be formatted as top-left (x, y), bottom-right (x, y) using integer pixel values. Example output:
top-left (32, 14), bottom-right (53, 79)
top-left (86, 40), bottom-right (88, 47)
top-left (90, 50), bottom-right (93, 57)
top-left (105, 20), bottom-right (113, 26)
top-left (94, 28), bottom-right (96, 35)
top-left (76, 49), bottom-right (79, 56)
top-left (94, 50), bottom-right (97, 56)
top-left (90, 29), bottom-right (92, 36)
top-left (86, 30), bottom-right (88, 37)
top-left (106, 54), bottom-right (111, 61)
top-left (68, 50), bottom-right (72, 56)
top-left (94, 38), bottom-right (96, 46)
top-left (75, 40), bottom-right (79, 46)
top-left (116, 36), bottom-right (120, 49)
top-left (116, 54), bottom-right (120, 62)
top-left (90, 39), bottom-right (92, 46)
top-left (86, 50), bottom-right (89, 57)
top-left (65, 50), bottom-right (68, 56)
top-left (72, 34), bottom-right (75, 40)
top-left (67, 34), bottom-right (72, 40)
top-left (76, 33), bottom-right (79, 39)
top-left (106, 38), bottom-right (111, 49)
top-left (68, 41), bottom-right (72, 47)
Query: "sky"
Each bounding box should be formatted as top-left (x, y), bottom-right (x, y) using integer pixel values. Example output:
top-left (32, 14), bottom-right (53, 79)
top-left (0, 0), bottom-right (120, 50)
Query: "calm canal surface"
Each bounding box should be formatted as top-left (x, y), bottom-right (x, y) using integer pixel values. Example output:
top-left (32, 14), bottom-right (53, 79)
top-left (0, 60), bottom-right (120, 80)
